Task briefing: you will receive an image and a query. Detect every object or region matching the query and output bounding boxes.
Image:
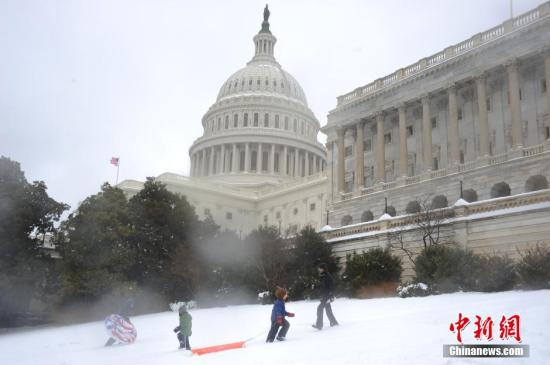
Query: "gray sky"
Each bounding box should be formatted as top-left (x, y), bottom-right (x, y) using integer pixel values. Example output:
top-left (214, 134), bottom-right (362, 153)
top-left (1, 0), bottom-right (546, 212)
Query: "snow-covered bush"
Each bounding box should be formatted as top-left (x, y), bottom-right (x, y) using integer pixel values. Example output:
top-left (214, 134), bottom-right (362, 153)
top-left (169, 301), bottom-right (198, 312)
top-left (257, 291), bottom-right (273, 305)
top-left (396, 282), bottom-right (430, 298)
top-left (516, 245), bottom-right (550, 289)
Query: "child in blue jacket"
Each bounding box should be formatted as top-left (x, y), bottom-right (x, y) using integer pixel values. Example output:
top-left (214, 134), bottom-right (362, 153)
top-left (266, 287), bottom-right (295, 342)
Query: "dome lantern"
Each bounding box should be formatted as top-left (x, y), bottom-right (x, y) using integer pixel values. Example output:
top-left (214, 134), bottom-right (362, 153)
top-left (249, 5), bottom-right (278, 66)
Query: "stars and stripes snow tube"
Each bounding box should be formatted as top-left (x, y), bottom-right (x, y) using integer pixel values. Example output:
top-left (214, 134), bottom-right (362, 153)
top-left (104, 314), bottom-right (137, 344)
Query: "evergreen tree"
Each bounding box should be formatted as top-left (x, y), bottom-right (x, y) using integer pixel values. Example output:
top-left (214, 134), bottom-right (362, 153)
top-left (127, 178), bottom-right (199, 300)
top-left (0, 156), bottom-right (68, 325)
top-left (58, 183), bottom-right (133, 303)
top-left (288, 226), bottom-right (337, 299)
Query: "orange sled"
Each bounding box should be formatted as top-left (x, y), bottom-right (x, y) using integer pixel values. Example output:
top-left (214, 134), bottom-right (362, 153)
top-left (191, 341), bottom-right (246, 356)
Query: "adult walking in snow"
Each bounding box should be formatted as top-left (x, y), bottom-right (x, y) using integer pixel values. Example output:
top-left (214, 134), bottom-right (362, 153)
top-left (312, 263), bottom-right (338, 330)
top-left (266, 287), bottom-right (295, 342)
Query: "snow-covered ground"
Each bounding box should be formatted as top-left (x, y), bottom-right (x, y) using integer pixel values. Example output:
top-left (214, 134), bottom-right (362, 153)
top-left (1, 290), bottom-right (549, 364)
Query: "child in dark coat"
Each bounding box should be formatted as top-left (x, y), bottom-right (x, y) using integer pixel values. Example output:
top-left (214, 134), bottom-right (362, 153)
top-left (173, 305), bottom-right (192, 350)
top-left (266, 287), bottom-right (295, 342)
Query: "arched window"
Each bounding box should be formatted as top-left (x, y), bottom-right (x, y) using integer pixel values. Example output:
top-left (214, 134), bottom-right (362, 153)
top-left (463, 189), bottom-right (478, 203)
top-left (253, 113), bottom-right (259, 127)
top-left (217, 118), bottom-right (221, 131)
top-left (243, 113), bottom-right (248, 127)
top-left (284, 117), bottom-right (289, 130)
top-left (341, 215), bottom-right (353, 226)
top-left (233, 114), bottom-right (238, 127)
top-left (293, 119), bottom-right (297, 132)
top-left (405, 201), bottom-right (421, 214)
top-left (525, 175), bottom-right (548, 192)
top-left (225, 115), bottom-right (229, 129)
top-left (361, 210), bottom-right (374, 222)
top-left (264, 113), bottom-right (269, 127)
top-left (490, 182), bottom-right (511, 198)
top-left (431, 195), bottom-right (448, 209)
top-left (275, 115), bottom-right (280, 128)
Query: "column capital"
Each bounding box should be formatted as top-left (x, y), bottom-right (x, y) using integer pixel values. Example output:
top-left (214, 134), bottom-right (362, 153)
top-left (375, 110), bottom-right (385, 120)
top-left (336, 127), bottom-right (346, 137)
top-left (505, 58), bottom-right (519, 70)
top-left (474, 71), bottom-right (487, 83)
top-left (421, 94), bottom-right (430, 104)
top-left (447, 82), bottom-right (457, 92)
top-left (397, 102), bottom-right (407, 111)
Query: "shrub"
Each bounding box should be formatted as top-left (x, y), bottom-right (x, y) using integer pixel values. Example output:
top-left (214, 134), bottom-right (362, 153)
top-left (396, 282), bottom-right (431, 298)
top-left (516, 245), bottom-right (550, 289)
top-left (490, 182), bottom-right (511, 198)
top-left (414, 244), bottom-right (480, 293)
top-left (386, 206), bottom-right (397, 217)
top-left (361, 210), bottom-right (374, 222)
top-left (406, 201), bottom-right (421, 214)
top-left (463, 189), bottom-right (478, 203)
top-left (431, 195), bottom-right (448, 209)
top-left (474, 255), bottom-right (516, 292)
top-left (342, 248), bottom-right (403, 296)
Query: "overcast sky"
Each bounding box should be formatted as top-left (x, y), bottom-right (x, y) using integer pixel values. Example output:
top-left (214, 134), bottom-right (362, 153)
top-left (1, 0), bottom-right (546, 212)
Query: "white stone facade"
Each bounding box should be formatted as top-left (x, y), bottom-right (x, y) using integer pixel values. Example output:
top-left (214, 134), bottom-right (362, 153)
top-left (323, 2), bottom-right (550, 228)
top-left (119, 9), bottom-right (328, 236)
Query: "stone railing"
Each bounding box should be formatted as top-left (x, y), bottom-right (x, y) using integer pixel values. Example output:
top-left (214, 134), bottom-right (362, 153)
top-left (333, 142), bottom-right (549, 204)
top-left (336, 3), bottom-right (549, 107)
top-left (323, 188), bottom-right (550, 242)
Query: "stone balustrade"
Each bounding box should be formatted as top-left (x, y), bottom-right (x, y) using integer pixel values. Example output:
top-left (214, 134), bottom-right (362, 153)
top-left (336, 3), bottom-right (549, 107)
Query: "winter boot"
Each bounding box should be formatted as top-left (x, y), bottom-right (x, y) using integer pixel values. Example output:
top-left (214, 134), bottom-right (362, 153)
top-left (312, 324), bottom-right (322, 330)
top-left (276, 336), bottom-right (286, 341)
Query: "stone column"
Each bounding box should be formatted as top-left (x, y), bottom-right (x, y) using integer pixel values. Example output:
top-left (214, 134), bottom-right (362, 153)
top-left (208, 147), bottom-right (215, 175)
top-left (421, 95), bottom-right (433, 171)
top-left (305, 151), bottom-right (310, 177)
top-left (475, 74), bottom-right (490, 157)
top-left (282, 145), bottom-right (288, 175)
top-left (219, 144), bottom-right (225, 173)
top-left (375, 112), bottom-right (385, 182)
top-left (507, 60), bottom-right (523, 149)
top-left (190, 154), bottom-right (195, 177)
top-left (448, 84), bottom-right (460, 164)
top-left (257, 143), bottom-right (262, 172)
top-left (545, 54), bottom-right (550, 140)
top-left (294, 148), bottom-right (299, 177)
top-left (398, 103), bottom-right (408, 177)
top-left (270, 144), bottom-right (275, 174)
top-left (355, 121), bottom-right (364, 189)
top-left (245, 143), bottom-right (250, 172)
top-left (232, 144), bottom-right (238, 173)
top-left (336, 129), bottom-right (345, 192)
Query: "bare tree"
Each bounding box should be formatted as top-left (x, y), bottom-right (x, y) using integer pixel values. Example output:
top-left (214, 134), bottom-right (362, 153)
top-left (389, 196), bottom-right (451, 264)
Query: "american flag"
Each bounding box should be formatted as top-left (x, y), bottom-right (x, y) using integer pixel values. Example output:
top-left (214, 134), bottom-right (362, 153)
top-left (110, 157), bottom-right (119, 166)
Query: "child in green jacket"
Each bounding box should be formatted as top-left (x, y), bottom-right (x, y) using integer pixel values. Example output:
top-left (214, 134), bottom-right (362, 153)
top-left (173, 305), bottom-right (192, 350)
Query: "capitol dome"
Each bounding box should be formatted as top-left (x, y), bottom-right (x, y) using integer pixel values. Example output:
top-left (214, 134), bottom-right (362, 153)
top-left (189, 5), bottom-right (326, 188)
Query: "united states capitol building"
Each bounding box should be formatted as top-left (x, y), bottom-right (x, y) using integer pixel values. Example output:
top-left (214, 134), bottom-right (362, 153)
top-left (120, 3), bottom-right (550, 263)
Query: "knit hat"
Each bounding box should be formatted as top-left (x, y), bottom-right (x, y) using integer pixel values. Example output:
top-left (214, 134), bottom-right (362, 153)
top-left (318, 263), bottom-right (328, 271)
top-left (178, 305), bottom-right (188, 314)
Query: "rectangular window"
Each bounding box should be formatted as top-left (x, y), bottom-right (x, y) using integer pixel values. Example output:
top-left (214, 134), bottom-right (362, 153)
top-left (486, 97), bottom-right (491, 111)
top-left (384, 132), bottom-right (392, 144)
top-left (431, 117), bottom-right (437, 129)
top-left (262, 151), bottom-right (268, 171)
top-left (284, 117), bottom-right (289, 130)
top-left (293, 119), bottom-right (297, 132)
top-left (345, 145), bottom-right (353, 157)
top-left (225, 212), bottom-right (232, 220)
top-left (459, 150), bottom-right (465, 164)
top-left (458, 108), bottom-right (463, 120)
top-left (276, 211), bottom-right (281, 219)
top-left (251, 151), bottom-right (257, 171)
top-left (433, 157), bottom-right (439, 171)
top-left (244, 113), bottom-right (248, 127)
top-left (544, 126), bottom-right (550, 140)
top-left (274, 152), bottom-right (280, 172)
top-left (365, 138), bottom-right (372, 151)
top-left (301, 121), bottom-right (305, 135)
top-left (264, 113), bottom-right (269, 127)
top-left (217, 118), bottom-right (221, 130)
top-left (519, 88), bottom-right (522, 100)
top-left (239, 151), bottom-right (245, 171)
top-left (233, 114), bottom-right (238, 127)
top-left (275, 115), bottom-right (280, 128)
top-left (407, 125), bottom-right (414, 136)
top-left (310, 203), bottom-right (316, 211)
top-left (225, 116), bottom-right (229, 129)
top-left (542, 79), bottom-right (547, 93)
top-left (254, 113), bottom-right (259, 127)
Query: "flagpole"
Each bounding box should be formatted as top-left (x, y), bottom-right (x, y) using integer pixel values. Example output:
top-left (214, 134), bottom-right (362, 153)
top-left (116, 162), bottom-right (119, 185)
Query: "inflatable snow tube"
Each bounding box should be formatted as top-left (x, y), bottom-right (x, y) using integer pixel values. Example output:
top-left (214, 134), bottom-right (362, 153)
top-left (104, 314), bottom-right (137, 344)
